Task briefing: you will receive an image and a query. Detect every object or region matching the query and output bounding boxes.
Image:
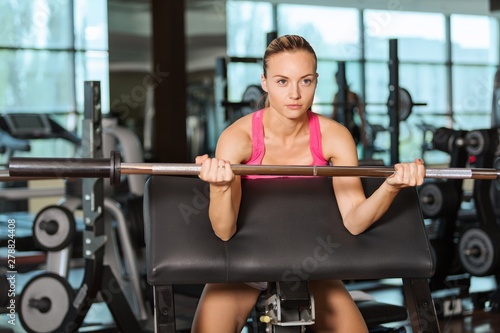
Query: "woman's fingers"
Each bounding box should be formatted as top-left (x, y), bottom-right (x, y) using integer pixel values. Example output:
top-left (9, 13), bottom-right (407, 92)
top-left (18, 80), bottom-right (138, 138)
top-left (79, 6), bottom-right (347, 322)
top-left (388, 159), bottom-right (426, 188)
top-left (198, 157), bottom-right (234, 184)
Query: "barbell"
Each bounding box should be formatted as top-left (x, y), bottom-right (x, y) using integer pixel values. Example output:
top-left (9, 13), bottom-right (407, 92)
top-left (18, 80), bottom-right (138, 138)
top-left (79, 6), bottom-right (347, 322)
top-left (2, 151), bottom-right (500, 186)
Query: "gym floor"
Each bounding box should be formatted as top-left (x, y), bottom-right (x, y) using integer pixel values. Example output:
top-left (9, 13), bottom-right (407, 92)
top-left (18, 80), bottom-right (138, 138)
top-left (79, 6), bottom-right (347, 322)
top-left (362, 276), bottom-right (500, 333)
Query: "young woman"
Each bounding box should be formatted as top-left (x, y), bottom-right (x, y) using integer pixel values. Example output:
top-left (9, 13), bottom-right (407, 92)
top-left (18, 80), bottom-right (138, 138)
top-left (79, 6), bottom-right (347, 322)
top-left (193, 35), bottom-right (425, 333)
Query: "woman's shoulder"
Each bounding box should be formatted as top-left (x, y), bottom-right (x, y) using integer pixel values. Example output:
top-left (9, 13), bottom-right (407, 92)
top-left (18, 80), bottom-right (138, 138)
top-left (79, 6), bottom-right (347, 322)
top-left (314, 112), bottom-right (349, 133)
top-left (310, 112), bottom-right (352, 144)
top-left (217, 112), bottom-right (254, 159)
top-left (223, 112), bottom-right (254, 137)
top-left (314, 112), bottom-right (357, 158)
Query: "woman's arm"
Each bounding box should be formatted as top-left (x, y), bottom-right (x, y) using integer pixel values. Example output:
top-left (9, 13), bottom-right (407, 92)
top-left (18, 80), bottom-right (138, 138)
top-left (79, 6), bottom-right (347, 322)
top-left (338, 160), bottom-right (424, 235)
top-left (196, 155), bottom-right (241, 241)
top-left (321, 116), bottom-right (425, 235)
top-left (196, 121), bottom-right (252, 241)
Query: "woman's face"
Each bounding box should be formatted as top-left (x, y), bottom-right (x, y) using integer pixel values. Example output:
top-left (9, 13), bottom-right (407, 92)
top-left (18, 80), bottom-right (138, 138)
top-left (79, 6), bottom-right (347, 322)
top-left (261, 50), bottom-right (318, 119)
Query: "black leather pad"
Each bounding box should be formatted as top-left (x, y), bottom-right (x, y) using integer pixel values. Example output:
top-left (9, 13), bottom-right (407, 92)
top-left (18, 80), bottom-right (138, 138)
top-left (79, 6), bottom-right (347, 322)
top-left (144, 176), bottom-right (434, 285)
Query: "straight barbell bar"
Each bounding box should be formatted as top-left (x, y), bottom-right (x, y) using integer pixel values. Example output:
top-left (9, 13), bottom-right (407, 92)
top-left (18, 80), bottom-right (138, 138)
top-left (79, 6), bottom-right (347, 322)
top-left (3, 151), bottom-right (500, 185)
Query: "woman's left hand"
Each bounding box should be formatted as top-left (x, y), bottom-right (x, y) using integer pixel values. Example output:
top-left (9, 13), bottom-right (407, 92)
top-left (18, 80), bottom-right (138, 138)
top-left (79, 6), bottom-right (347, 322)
top-left (385, 158), bottom-right (425, 189)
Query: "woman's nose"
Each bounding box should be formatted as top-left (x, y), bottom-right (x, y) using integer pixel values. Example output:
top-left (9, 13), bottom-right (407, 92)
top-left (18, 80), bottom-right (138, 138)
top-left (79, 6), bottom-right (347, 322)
top-left (289, 85), bottom-right (300, 99)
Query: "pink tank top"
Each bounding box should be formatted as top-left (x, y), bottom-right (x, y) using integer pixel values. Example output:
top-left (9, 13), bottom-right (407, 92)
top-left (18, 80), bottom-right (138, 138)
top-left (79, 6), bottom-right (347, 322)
top-left (244, 109), bottom-right (328, 178)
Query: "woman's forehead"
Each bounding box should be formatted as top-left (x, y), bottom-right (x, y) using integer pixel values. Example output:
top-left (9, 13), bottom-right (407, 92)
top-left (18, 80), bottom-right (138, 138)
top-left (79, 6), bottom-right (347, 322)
top-left (267, 51), bottom-right (316, 75)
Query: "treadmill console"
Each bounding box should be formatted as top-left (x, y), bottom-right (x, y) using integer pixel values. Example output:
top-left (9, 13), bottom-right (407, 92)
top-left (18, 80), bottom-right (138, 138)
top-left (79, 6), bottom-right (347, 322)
top-left (2, 113), bottom-right (52, 138)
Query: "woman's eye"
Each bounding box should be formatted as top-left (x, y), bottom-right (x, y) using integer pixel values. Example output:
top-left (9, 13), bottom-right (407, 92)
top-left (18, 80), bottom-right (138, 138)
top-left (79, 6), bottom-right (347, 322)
top-left (302, 79), bottom-right (312, 85)
top-left (277, 79), bottom-right (287, 85)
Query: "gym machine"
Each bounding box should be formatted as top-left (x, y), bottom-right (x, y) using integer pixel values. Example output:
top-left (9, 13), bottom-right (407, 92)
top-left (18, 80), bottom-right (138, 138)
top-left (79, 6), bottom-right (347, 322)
top-left (457, 128), bottom-right (500, 311)
top-left (333, 61), bottom-right (415, 162)
top-left (418, 127), bottom-right (470, 317)
top-left (419, 125), bottom-right (500, 315)
top-left (7, 82), bottom-right (151, 333)
top-left (327, 40), bottom-right (426, 164)
top-left (144, 176), bottom-right (439, 333)
top-left (0, 113), bottom-right (81, 262)
top-left (0, 113), bottom-right (80, 215)
top-left (387, 39), bottom-right (427, 165)
top-left (0, 130), bottom-right (30, 160)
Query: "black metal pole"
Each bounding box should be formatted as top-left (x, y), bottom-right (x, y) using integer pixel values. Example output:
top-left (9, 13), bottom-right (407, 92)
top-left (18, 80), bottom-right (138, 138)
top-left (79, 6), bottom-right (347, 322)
top-left (388, 39), bottom-right (400, 165)
top-left (336, 61), bottom-right (348, 125)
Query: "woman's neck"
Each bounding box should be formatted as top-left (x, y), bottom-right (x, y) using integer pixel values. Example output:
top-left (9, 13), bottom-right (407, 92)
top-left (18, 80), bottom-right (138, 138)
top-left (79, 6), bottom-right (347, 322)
top-left (263, 107), bottom-right (310, 140)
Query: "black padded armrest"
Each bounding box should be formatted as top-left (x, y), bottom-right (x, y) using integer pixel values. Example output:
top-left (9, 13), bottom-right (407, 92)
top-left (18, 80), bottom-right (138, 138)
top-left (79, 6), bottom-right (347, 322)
top-left (145, 176), bottom-right (434, 285)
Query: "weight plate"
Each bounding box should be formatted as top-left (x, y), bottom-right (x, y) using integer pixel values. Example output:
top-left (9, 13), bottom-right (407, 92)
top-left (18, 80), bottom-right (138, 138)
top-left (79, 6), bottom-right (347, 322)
top-left (432, 127), bottom-right (456, 154)
top-left (19, 272), bottom-right (73, 333)
top-left (241, 84), bottom-right (265, 116)
top-left (419, 182), bottom-right (444, 218)
top-left (33, 205), bottom-right (76, 251)
top-left (465, 131), bottom-right (485, 156)
top-left (398, 87), bottom-right (413, 121)
top-left (459, 227), bottom-right (498, 276)
top-left (387, 87), bottom-right (413, 121)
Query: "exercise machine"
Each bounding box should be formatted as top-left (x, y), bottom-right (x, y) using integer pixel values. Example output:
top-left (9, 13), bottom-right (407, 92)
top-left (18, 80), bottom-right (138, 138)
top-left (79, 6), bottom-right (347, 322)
top-left (143, 176), bottom-right (439, 332)
top-left (9, 83), bottom-right (151, 333)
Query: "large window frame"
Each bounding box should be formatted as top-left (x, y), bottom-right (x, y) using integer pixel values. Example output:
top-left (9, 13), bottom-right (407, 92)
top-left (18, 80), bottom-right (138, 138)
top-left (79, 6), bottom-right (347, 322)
top-left (226, 1), bottom-right (499, 165)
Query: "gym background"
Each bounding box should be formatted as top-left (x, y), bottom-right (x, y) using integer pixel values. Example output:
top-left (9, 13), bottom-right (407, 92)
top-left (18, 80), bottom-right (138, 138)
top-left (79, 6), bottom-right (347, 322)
top-left (1, 0), bottom-right (499, 165)
top-left (2, 1), bottom-right (500, 333)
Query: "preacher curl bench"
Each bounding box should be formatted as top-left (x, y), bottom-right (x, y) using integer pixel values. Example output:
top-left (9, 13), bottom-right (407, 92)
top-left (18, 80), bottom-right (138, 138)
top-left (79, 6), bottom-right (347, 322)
top-left (144, 176), bottom-right (440, 332)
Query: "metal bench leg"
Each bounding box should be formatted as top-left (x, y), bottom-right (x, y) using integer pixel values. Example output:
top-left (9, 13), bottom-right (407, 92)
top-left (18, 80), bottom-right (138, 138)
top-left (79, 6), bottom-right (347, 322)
top-left (402, 278), bottom-right (441, 333)
top-left (154, 285), bottom-right (176, 333)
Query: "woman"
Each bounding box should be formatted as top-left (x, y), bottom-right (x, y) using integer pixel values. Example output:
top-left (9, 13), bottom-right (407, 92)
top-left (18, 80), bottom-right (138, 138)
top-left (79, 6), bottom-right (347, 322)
top-left (193, 35), bottom-right (425, 333)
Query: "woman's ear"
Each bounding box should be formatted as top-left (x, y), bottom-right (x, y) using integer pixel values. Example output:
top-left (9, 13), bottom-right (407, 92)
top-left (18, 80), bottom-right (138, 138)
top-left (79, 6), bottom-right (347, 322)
top-left (261, 74), bottom-right (268, 92)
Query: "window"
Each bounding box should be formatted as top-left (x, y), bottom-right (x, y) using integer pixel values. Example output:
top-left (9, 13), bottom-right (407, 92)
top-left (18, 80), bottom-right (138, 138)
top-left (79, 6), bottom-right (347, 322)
top-left (226, 1), bottom-right (499, 165)
top-left (226, 1), bottom-right (273, 58)
top-left (0, 0), bottom-right (109, 158)
top-left (451, 14), bottom-right (498, 130)
top-left (278, 5), bottom-right (361, 60)
top-left (364, 10), bottom-right (446, 62)
top-left (451, 15), bottom-right (498, 65)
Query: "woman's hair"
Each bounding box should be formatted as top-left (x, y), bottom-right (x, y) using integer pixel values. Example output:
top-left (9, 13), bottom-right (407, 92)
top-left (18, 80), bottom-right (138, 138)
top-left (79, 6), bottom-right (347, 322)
top-left (263, 35), bottom-right (317, 78)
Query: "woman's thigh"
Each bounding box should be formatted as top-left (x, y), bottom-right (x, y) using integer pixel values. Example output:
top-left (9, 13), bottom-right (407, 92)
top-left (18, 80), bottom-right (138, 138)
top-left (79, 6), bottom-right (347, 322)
top-left (191, 283), bottom-right (262, 333)
top-left (309, 279), bottom-right (368, 333)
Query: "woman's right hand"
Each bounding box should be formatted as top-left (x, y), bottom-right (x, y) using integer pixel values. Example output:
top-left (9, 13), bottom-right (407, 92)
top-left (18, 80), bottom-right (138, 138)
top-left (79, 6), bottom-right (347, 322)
top-left (195, 154), bottom-right (235, 187)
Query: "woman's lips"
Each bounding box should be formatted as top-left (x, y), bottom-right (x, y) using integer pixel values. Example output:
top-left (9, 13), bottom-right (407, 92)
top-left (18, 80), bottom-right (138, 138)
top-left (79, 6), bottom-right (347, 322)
top-left (286, 104), bottom-right (302, 110)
